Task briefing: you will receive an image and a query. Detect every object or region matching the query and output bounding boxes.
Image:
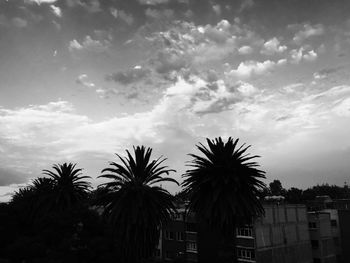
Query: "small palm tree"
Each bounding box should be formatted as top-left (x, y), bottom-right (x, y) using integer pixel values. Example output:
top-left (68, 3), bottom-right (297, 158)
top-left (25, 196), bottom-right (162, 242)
top-left (182, 137), bottom-right (266, 263)
top-left (43, 163), bottom-right (91, 210)
top-left (97, 146), bottom-right (179, 262)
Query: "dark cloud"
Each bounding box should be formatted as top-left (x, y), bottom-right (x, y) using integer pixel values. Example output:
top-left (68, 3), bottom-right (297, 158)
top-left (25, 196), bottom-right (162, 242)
top-left (106, 66), bottom-right (151, 85)
top-left (0, 167), bottom-right (28, 186)
top-left (318, 65), bottom-right (346, 76)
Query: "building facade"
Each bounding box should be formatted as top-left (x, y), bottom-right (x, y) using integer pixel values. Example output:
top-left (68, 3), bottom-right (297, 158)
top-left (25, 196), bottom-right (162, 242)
top-left (159, 203), bottom-right (313, 263)
top-left (307, 212), bottom-right (337, 263)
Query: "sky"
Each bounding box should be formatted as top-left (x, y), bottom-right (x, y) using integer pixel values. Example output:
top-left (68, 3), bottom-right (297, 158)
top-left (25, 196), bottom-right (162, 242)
top-left (1, 0), bottom-right (350, 201)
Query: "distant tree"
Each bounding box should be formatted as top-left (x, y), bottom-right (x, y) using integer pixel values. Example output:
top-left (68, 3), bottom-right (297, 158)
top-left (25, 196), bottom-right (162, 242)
top-left (97, 146), bottom-right (179, 262)
top-left (286, 187), bottom-right (303, 204)
top-left (182, 137), bottom-right (266, 263)
top-left (269, 179), bottom-right (286, 196)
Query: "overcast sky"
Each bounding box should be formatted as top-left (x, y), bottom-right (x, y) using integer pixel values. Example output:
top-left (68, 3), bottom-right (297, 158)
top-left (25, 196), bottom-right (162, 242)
top-left (1, 0), bottom-right (350, 201)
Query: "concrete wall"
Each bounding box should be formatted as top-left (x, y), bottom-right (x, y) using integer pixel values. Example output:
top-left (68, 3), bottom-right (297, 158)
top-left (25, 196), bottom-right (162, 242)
top-left (255, 204), bottom-right (313, 263)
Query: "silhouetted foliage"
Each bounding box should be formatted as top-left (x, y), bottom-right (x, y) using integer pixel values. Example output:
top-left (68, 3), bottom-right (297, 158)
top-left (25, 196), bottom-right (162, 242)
top-left (43, 163), bottom-right (92, 210)
top-left (97, 146), bottom-right (179, 263)
top-left (182, 137), bottom-right (266, 263)
top-left (269, 179), bottom-right (286, 196)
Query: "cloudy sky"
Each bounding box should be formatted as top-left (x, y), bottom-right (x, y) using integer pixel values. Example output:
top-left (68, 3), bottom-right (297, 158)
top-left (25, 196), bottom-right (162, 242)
top-left (1, 0), bottom-right (350, 201)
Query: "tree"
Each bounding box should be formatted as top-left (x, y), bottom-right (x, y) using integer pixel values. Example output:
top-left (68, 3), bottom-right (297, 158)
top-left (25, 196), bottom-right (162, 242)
top-left (182, 137), bottom-right (266, 263)
top-left (269, 179), bottom-right (286, 196)
top-left (97, 146), bottom-right (179, 262)
top-left (286, 187), bottom-right (303, 204)
top-left (43, 163), bottom-right (91, 211)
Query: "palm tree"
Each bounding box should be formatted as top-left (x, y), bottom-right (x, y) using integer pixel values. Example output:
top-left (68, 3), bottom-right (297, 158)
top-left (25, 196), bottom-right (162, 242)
top-left (43, 163), bottom-right (91, 211)
top-left (182, 137), bottom-right (266, 263)
top-left (97, 146), bottom-right (179, 262)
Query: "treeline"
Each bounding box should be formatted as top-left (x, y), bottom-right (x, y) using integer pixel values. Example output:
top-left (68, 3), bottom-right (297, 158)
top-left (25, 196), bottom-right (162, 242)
top-left (258, 179), bottom-right (350, 203)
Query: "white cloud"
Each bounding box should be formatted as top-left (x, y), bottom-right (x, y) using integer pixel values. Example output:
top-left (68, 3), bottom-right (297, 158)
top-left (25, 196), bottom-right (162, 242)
top-left (238, 45), bottom-right (253, 55)
top-left (25, 0), bottom-right (57, 4)
top-left (289, 48), bottom-right (318, 63)
top-left (1, 80), bottom-right (350, 191)
top-left (69, 39), bottom-right (83, 50)
top-left (261, 37), bottom-right (287, 55)
top-left (226, 60), bottom-right (277, 78)
top-left (293, 23), bottom-right (324, 44)
top-left (76, 74), bottom-right (96, 88)
top-left (69, 35), bottom-right (110, 53)
top-left (303, 50), bottom-right (317, 61)
top-left (138, 0), bottom-right (169, 5)
top-left (50, 5), bottom-right (62, 17)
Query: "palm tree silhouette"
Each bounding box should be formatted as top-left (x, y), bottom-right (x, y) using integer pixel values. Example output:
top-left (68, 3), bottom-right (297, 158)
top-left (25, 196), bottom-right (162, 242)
top-left (43, 163), bottom-right (91, 211)
top-left (182, 137), bottom-right (266, 263)
top-left (97, 146), bottom-right (179, 262)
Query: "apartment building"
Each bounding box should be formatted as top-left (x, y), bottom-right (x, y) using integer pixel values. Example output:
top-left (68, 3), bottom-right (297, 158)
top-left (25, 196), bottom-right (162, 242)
top-left (307, 212), bottom-right (337, 263)
top-left (159, 203), bottom-right (313, 263)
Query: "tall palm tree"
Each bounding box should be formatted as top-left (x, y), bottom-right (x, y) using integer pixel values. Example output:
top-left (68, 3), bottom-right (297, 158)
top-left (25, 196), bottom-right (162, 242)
top-left (43, 163), bottom-right (91, 210)
top-left (182, 137), bottom-right (266, 263)
top-left (97, 146), bottom-right (179, 262)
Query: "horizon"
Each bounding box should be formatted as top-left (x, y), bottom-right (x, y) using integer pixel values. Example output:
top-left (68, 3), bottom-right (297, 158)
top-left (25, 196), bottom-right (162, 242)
top-left (1, 0), bottom-right (350, 202)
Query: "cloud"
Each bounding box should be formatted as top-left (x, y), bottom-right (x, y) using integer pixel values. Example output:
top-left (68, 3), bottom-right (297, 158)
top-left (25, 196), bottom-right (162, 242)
top-left (12, 17), bottom-right (28, 28)
top-left (110, 8), bottom-right (134, 25)
top-left (212, 4), bottom-right (221, 15)
top-left (69, 35), bottom-right (110, 53)
top-left (225, 60), bottom-right (278, 79)
top-left (1, 16), bottom-right (28, 28)
top-left (106, 66), bottom-right (151, 85)
top-left (0, 168), bottom-right (28, 186)
top-left (289, 47), bottom-right (318, 63)
top-left (1, 78), bottom-right (350, 191)
top-left (76, 74), bottom-right (96, 88)
top-left (239, 0), bottom-right (254, 12)
top-left (238, 45), bottom-right (253, 55)
top-left (25, 0), bottom-right (57, 4)
top-left (261, 37), bottom-right (287, 55)
top-left (65, 0), bottom-right (101, 13)
top-left (50, 5), bottom-right (62, 17)
top-left (293, 23), bottom-right (325, 44)
top-left (138, 0), bottom-right (169, 5)
top-left (136, 19), bottom-right (262, 78)
top-left (145, 8), bottom-right (174, 20)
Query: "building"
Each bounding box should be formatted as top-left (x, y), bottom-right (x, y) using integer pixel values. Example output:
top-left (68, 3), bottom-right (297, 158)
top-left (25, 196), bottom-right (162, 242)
top-left (160, 203), bottom-right (313, 263)
top-left (307, 212), bottom-right (337, 263)
top-left (306, 196), bottom-right (350, 263)
top-left (253, 204), bottom-right (312, 263)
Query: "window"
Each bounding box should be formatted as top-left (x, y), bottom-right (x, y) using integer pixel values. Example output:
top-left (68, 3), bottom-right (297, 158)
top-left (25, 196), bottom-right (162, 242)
top-left (165, 230), bottom-right (175, 240)
top-left (311, 240), bottom-right (319, 249)
top-left (186, 241), bottom-right (197, 252)
top-left (236, 227), bottom-right (253, 237)
top-left (176, 231), bottom-right (185, 241)
top-left (331, 220), bottom-right (337, 227)
top-left (237, 248), bottom-right (255, 260)
top-left (309, 222), bottom-right (317, 229)
top-left (186, 222), bottom-right (197, 232)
